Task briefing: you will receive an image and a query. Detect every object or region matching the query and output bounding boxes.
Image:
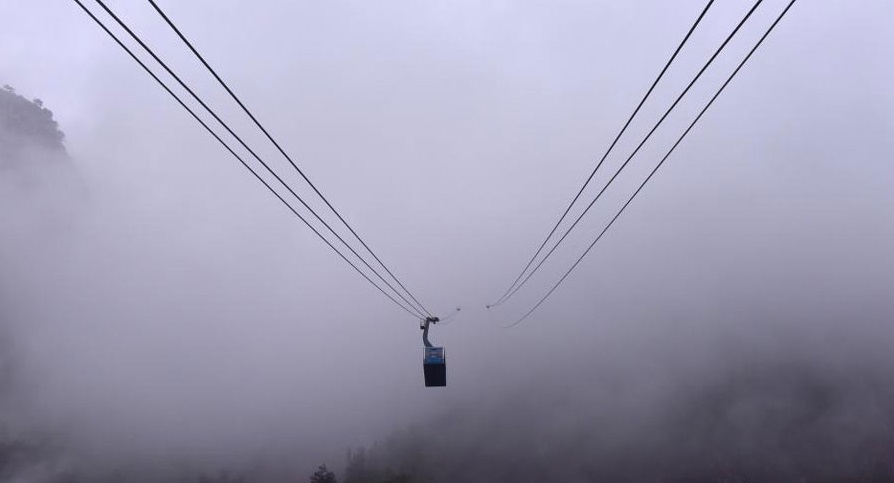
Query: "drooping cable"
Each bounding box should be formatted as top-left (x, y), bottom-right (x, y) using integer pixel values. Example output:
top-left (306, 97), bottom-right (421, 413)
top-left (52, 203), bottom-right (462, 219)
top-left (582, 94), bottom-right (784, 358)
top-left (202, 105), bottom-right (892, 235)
top-left (435, 307), bottom-right (462, 326)
top-left (497, 0), bottom-right (764, 306)
top-left (71, 0), bottom-right (423, 318)
top-left (507, 0), bottom-right (798, 327)
top-left (145, 0), bottom-right (431, 317)
top-left (88, 0), bottom-right (429, 318)
top-left (489, 0), bottom-right (716, 308)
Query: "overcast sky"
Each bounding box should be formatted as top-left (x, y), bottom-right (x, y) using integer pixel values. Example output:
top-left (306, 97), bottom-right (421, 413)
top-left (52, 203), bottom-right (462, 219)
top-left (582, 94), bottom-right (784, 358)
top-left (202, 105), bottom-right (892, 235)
top-left (2, 0), bottom-right (893, 475)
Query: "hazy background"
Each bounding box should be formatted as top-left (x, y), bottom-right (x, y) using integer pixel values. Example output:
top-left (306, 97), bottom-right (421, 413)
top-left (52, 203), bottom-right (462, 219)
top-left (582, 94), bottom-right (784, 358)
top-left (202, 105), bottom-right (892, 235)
top-left (2, 0), bottom-right (893, 480)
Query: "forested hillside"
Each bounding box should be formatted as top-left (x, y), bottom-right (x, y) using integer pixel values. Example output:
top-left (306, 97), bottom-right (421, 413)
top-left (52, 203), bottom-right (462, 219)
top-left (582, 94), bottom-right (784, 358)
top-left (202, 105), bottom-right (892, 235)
top-left (342, 351), bottom-right (894, 482)
top-left (0, 85), bottom-right (66, 167)
top-left (0, 84), bottom-right (66, 483)
top-left (0, 83), bottom-right (330, 483)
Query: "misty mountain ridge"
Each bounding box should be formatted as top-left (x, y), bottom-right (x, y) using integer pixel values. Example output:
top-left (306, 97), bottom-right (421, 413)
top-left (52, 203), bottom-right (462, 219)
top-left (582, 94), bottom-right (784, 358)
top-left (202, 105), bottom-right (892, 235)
top-left (339, 310), bottom-right (894, 483)
top-left (0, 85), bottom-right (66, 168)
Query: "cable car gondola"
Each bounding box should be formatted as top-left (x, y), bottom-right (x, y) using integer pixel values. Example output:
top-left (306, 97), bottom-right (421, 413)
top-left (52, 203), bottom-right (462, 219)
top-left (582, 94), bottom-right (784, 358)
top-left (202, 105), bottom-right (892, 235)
top-left (421, 317), bottom-right (445, 387)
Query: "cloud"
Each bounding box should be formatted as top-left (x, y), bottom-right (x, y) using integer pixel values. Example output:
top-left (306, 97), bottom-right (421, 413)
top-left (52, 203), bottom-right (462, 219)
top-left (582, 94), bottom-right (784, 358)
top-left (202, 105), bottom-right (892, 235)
top-left (1, 0), bottom-right (893, 480)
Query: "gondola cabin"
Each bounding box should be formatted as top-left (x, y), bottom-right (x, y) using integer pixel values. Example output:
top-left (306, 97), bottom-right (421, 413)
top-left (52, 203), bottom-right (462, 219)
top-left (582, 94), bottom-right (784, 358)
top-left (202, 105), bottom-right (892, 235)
top-left (423, 346), bottom-right (446, 387)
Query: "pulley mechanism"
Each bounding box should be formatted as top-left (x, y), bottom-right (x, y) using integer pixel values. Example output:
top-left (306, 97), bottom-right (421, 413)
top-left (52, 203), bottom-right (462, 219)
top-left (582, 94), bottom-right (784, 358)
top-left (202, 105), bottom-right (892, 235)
top-left (421, 316), bottom-right (446, 387)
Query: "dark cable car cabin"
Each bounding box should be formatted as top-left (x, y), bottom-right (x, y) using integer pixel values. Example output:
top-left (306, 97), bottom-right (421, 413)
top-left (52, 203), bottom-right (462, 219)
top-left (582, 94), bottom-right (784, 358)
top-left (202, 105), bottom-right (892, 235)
top-left (421, 317), bottom-right (446, 387)
top-left (423, 346), bottom-right (446, 387)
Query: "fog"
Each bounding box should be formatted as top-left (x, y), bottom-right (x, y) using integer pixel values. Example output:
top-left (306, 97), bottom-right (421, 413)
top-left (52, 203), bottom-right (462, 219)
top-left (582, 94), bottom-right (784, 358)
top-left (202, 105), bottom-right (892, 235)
top-left (2, 0), bottom-right (893, 481)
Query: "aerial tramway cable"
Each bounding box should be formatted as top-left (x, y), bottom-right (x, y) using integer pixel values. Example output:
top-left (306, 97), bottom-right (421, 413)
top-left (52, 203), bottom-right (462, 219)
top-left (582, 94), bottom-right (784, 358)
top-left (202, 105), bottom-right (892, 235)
top-left (489, 0), bottom-right (716, 308)
top-left (90, 0), bottom-right (428, 319)
top-left (71, 0), bottom-right (425, 318)
top-left (507, 0), bottom-right (798, 327)
top-left (494, 0), bottom-right (765, 307)
top-left (145, 0), bottom-right (431, 318)
top-left (83, 0), bottom-right (430, 318)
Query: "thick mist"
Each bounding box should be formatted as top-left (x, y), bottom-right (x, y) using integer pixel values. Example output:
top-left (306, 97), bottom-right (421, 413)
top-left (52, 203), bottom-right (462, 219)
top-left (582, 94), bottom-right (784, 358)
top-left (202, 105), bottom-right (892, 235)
top-left (2, 0), bottom-right (894, 481)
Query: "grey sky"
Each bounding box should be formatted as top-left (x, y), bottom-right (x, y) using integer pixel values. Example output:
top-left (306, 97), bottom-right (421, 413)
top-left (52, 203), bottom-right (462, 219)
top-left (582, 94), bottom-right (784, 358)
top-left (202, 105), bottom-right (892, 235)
top-left (2, 0), bottom-right (893, 476)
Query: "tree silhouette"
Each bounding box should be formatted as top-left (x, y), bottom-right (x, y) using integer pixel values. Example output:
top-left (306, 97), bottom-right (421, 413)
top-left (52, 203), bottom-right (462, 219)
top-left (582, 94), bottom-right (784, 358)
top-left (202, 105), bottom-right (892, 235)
top-left (309, 464), bottom-right (337, 483)
top-left (0, 86), bottom-right (67, 163)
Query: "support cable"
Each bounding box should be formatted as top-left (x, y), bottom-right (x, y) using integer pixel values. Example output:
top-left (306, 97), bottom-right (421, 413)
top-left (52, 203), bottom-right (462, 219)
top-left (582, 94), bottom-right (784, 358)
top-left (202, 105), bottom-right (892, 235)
top-left (89, 0), bottom-right (428, 318)
top-left (496, 0), bottom-right (763, 306)
top-left (489, 0), bottom-right (716, 308)
top-left (146, 0), bottom-right (431, 317)
top-left (71, 0), bottom-right (423, 318)
top-left (508, 0), bottom-right (797, 327)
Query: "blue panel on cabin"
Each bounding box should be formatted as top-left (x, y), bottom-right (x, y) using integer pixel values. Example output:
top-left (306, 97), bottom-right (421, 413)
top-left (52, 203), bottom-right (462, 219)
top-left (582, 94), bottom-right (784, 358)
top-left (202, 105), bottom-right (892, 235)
top-left (424, 347), bottom-right (445, 364)
top-left (423, 347), bottom-right (446, 387)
